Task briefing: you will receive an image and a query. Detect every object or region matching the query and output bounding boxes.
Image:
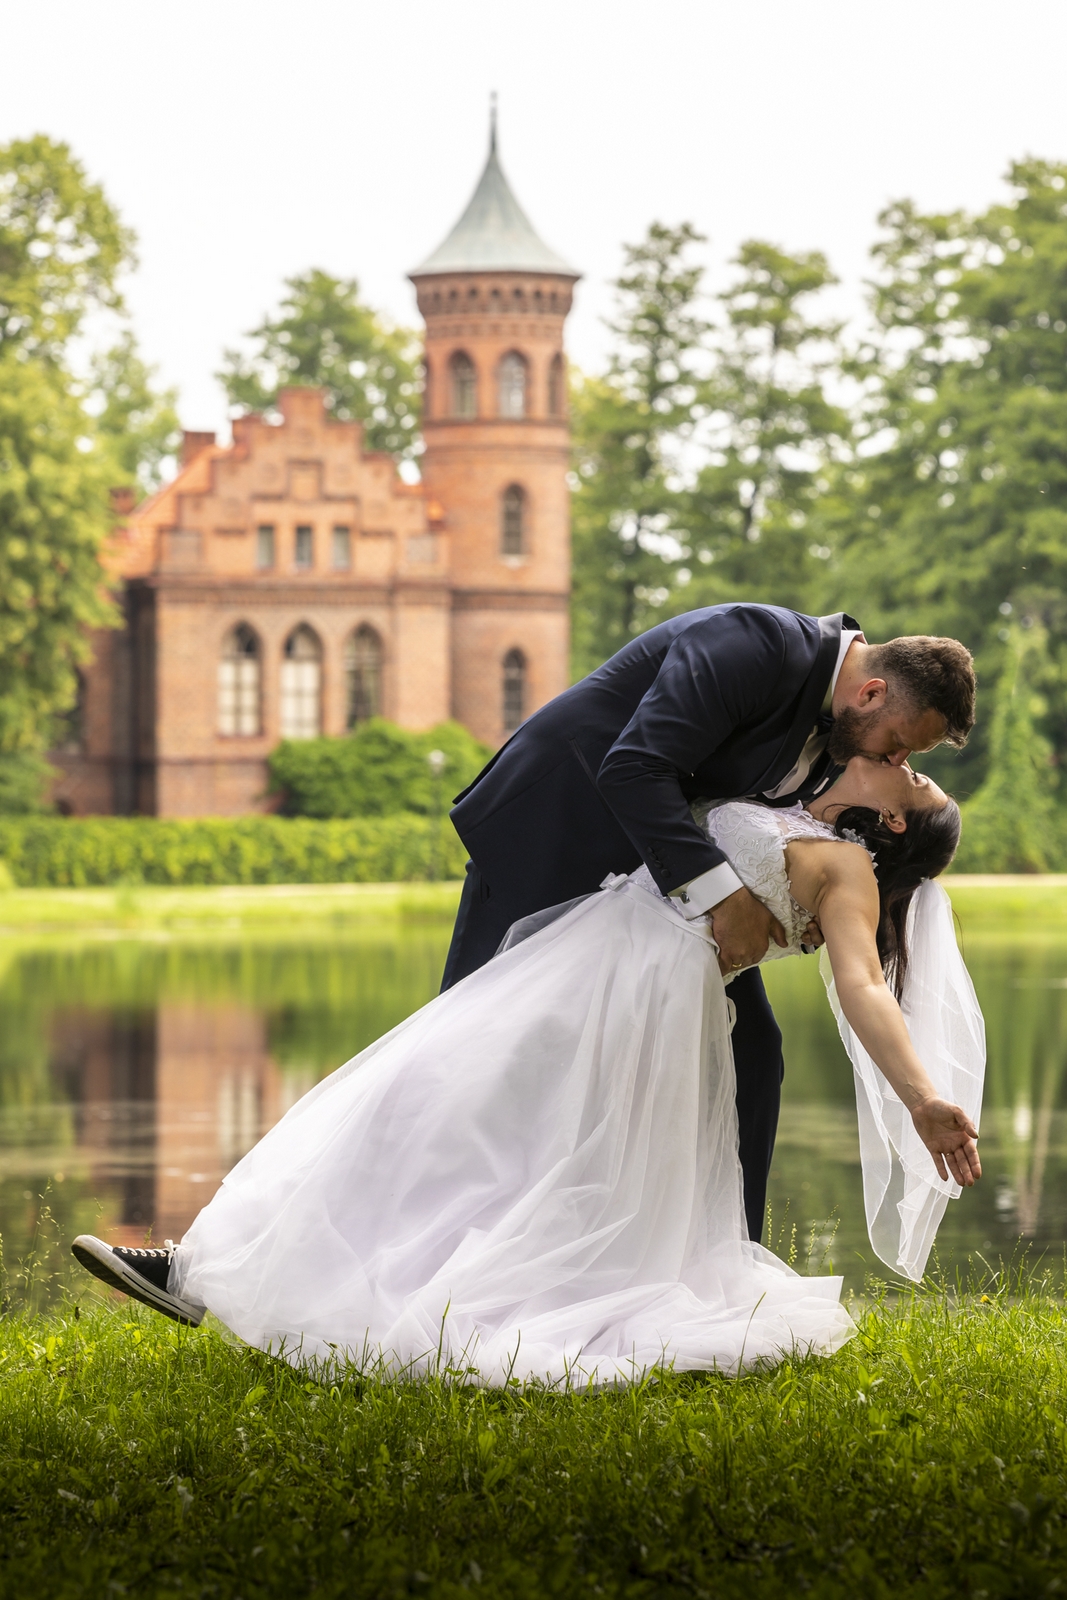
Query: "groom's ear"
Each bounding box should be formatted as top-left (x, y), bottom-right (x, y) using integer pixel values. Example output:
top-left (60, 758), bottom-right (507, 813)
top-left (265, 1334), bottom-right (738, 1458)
top-left (855, 677), bottom-right (889, 711)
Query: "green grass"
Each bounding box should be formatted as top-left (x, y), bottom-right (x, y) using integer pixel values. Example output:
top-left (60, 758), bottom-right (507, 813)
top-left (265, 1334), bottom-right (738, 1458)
top-left (946, 874), bottom-right (1067, 938)
top-left (0, 874), bottom-right (1058, 944)
top-left (2, 1275), bottom-right (1067, 1598)
top-left (0, 879), bottom-right (463, 941)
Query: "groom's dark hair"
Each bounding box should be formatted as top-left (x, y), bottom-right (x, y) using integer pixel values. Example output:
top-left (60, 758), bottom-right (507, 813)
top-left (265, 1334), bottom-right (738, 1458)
top-left (867, 636), bottom-right (976, 747)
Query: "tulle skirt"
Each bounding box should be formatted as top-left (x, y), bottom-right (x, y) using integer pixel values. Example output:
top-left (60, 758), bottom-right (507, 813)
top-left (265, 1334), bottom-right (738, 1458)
top-left (172, 877), bottom-right (854, 1384)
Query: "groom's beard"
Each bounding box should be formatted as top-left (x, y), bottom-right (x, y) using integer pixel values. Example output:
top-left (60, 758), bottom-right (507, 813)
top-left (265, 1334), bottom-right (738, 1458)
top-left (827, 706), bottom-right (887, 765)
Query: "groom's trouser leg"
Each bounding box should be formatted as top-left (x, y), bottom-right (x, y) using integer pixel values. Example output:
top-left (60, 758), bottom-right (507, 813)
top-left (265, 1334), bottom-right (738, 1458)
top-left (728, 967), bottom-right (785, 1243)
top-left (440, 862), bottom-right (515, 991)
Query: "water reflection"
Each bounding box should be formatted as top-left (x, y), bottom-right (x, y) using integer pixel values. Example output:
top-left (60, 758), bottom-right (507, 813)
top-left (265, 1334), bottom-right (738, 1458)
top-left (3, 927), bottom-right (1067, 1305)
top-left (0, 935), bottom-right (450, 1301)
top-left (764, 939), bottom-right (1067, 1280)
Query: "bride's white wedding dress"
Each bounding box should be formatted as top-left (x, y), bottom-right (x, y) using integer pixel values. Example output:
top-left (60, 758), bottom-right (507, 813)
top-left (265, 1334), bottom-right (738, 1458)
top-left (171, 803), bottom-right (984, 1384)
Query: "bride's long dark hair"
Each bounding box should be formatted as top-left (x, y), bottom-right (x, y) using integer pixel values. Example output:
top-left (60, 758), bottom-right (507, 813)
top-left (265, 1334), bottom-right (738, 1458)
top-left (829, 799), bottom-right (961, 997)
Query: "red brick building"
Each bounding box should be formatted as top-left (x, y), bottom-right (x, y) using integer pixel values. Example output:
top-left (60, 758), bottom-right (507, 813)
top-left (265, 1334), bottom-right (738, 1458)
top-left (55, 124), bottom-right (578, 817)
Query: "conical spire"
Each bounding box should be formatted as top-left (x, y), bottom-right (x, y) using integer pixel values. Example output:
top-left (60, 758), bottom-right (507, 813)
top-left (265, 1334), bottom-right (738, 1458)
top-left (411, 107), bottom-right (576, 278)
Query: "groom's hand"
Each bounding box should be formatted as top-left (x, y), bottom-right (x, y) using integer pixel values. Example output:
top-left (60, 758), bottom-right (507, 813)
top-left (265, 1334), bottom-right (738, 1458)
top-left (709, 887), bottom-right (788, 974)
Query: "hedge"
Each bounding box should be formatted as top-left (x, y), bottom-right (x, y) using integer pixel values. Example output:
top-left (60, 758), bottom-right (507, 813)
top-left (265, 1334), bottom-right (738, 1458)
top-left (0, 815), bottom-right (468, 888)
top-left (269, 719), bottom-right (492, 818)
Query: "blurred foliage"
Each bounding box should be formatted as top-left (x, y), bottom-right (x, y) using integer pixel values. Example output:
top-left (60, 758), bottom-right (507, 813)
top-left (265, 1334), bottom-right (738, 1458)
top-left (0, 352), bottom-right (118, 764)
top-left (268, 719), bottom-right (491, 819)
top-left (87, 331), bottom-right (180, 493)
top-left (0, 814), bottom-right (467, 887)
top-left (572, 160), bottom-right (1067, 857)
top-left (955, 625), bottom-right (1065, 870)
top-left (0, 134), bottom-right (132, 360)
top-left (570, 224), bottom-right (710, 678)
top-left (218, 269), bottom-right (422, 459)
top-left (0, 753), bottom-right (53, 816)
top-left (0, 135), bottom-right (180, 786)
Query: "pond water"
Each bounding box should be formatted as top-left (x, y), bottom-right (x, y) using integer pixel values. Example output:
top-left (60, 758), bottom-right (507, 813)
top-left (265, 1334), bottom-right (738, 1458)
top-left (3, 922), bottom-right (1066, 1306)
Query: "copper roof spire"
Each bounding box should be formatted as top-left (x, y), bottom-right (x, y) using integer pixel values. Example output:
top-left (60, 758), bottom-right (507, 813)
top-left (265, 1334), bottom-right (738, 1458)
top-left (411, 104), bottom-right (576, 277)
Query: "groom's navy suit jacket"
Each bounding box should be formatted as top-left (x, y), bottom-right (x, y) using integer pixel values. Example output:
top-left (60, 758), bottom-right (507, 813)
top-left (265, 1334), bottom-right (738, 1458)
top-left (450, 604), bottom-right (856, 923)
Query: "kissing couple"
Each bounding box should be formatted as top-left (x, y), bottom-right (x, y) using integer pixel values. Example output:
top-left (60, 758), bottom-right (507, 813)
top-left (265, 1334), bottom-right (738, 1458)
top-left (75, 603), bottom-right (986, 1384)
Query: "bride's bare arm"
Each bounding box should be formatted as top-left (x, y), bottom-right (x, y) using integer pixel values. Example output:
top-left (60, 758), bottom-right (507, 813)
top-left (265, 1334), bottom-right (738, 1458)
top-left (786, 842), bottom-right (981, 1188)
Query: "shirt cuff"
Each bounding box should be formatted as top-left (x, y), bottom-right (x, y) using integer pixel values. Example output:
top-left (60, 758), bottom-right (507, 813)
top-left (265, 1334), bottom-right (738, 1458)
top-left (668, 863), bottom-right (744, 920)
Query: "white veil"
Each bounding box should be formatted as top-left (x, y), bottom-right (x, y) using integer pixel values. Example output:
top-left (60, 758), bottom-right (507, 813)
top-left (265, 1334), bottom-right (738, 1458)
top-left (820, 878), bottom-right (985, 1282)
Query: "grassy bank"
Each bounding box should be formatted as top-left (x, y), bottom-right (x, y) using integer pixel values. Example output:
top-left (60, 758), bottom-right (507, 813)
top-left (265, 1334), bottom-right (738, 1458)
top-left (0, 874), bottom-right (1058, 942)
top-left (1, 1279), bottom-right (1065, 1597)
top-left (0, 879), bottom-right (463, 940)
top-left (944, 874), bottom-right (1067, 937)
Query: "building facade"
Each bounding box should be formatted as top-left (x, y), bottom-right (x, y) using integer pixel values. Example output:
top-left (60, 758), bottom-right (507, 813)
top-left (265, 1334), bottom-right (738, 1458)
top-left (54, 124), bottom-right (578, 817)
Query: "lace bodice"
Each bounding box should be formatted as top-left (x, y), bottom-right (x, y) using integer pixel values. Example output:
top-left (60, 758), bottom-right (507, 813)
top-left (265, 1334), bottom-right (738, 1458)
top-left (630, 802), bottom-right (855, 967)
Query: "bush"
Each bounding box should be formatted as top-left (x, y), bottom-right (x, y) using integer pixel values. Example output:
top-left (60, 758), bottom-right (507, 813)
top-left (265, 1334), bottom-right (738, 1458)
top-left (268, 719), bottom-right (492, 818)
top-left (0, 814), bottom-right (467, 888)
top-left (0, 751), bottom-right (53, 814)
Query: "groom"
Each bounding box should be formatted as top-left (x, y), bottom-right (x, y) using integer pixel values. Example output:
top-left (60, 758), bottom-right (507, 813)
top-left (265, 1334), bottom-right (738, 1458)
top-left (442, 604), bottom-right (976, 1240)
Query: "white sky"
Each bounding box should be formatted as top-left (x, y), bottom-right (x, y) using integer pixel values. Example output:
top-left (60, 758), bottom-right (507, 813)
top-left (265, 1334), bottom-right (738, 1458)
top-left (5, 0), bottom-right (1067, 439)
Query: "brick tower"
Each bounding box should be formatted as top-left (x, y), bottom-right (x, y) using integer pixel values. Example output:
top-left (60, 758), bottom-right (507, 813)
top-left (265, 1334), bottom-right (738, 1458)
top-left (410, 113), bottom-right (579, 747)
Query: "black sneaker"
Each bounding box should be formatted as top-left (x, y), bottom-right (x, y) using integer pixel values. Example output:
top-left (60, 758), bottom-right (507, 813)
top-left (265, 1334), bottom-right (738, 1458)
top-left (71, 1236), bottom-right (205, 1326)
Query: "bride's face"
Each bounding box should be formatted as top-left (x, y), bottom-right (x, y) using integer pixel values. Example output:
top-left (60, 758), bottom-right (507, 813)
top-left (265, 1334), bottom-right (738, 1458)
top-left (827, 756), bottom-right (948, 826)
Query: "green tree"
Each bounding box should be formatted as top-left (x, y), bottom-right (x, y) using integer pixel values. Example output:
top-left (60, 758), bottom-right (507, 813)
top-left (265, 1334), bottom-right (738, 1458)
top-left (219, 269), bottom-right (421, 458)
top-left (0, 135), bottom-right (176, 807)
top-left (678, 241), bottom-right (848, 612)
top-left (0, 352), bottom-right (117, 802)
top-left (570, 223), bottom-right (709, 678)
top-left (954, 625), bottom-right (1063, 871)
top-left (87, 332), bottom-right (181, 492)
top-left (0, 134), bottom-right (133, 358)
top-left (825, 162), bottom-right (1067, 796)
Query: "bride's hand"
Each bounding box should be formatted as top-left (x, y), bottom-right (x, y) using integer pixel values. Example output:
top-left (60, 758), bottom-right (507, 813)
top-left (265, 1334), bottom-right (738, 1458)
top-left (910, 1098), bottom-right (981, 1186)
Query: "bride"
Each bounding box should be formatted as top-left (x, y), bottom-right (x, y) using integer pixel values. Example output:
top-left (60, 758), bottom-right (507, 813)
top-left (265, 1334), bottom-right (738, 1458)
top-left (73, 756), bottom-right (984, 1384)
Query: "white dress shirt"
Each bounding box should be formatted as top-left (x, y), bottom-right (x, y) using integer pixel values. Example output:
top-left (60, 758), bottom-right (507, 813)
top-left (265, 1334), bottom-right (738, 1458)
top-left (668, 629), bottom-right (864, 919)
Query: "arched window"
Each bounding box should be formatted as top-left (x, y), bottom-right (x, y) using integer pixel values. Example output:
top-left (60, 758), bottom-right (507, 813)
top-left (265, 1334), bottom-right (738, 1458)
top-left (218, 624), bottom-right (261, 737)
top-left (501, 484), bottom-right (526, 556)
top-left (345, 624), bottom-right (383, 727)
top-left (450, 352), bottom-right (477, 419)
top-left (280, 625), bottom-right (322, 739)
top-left (547, 353), bottom-right (565, 417)
top-left (502, 649), bottom-right (526, 734)
top-left (498, 351), bottom-right (527, 419)
top-left (422, 358), bottom-right (432, 419)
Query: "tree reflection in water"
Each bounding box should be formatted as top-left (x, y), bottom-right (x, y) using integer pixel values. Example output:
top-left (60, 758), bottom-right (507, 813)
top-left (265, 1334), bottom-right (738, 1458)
top-left (3, 928), bottom-right (1067, 1305)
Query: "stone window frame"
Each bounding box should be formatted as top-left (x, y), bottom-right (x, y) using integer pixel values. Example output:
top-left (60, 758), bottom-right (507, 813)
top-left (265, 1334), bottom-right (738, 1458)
top-left (449, 351), bottom-right (477, 419)
top-left (218, 622), bottom-right (263, 739)
top-left (500, 484), bottom-right (527, 558)
top-left (294, 525), bottom-right (314, 571)
top-left (255, 525), bottom-right (276, 570)
top-left (331, 525), bottom-right (352, 570)
top-left (497, 350), bottom-right (528, 420)
top-left (280, 623), bottom-right (324, 740)
top-left (345, 623), bottom-right (384, 728)
top-left (502, 647), bottom-right (526, 735)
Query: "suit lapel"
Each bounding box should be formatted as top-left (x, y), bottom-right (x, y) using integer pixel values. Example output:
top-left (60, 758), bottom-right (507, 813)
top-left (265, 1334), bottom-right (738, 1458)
top-left (748, 612), bottom-right (855, 797)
